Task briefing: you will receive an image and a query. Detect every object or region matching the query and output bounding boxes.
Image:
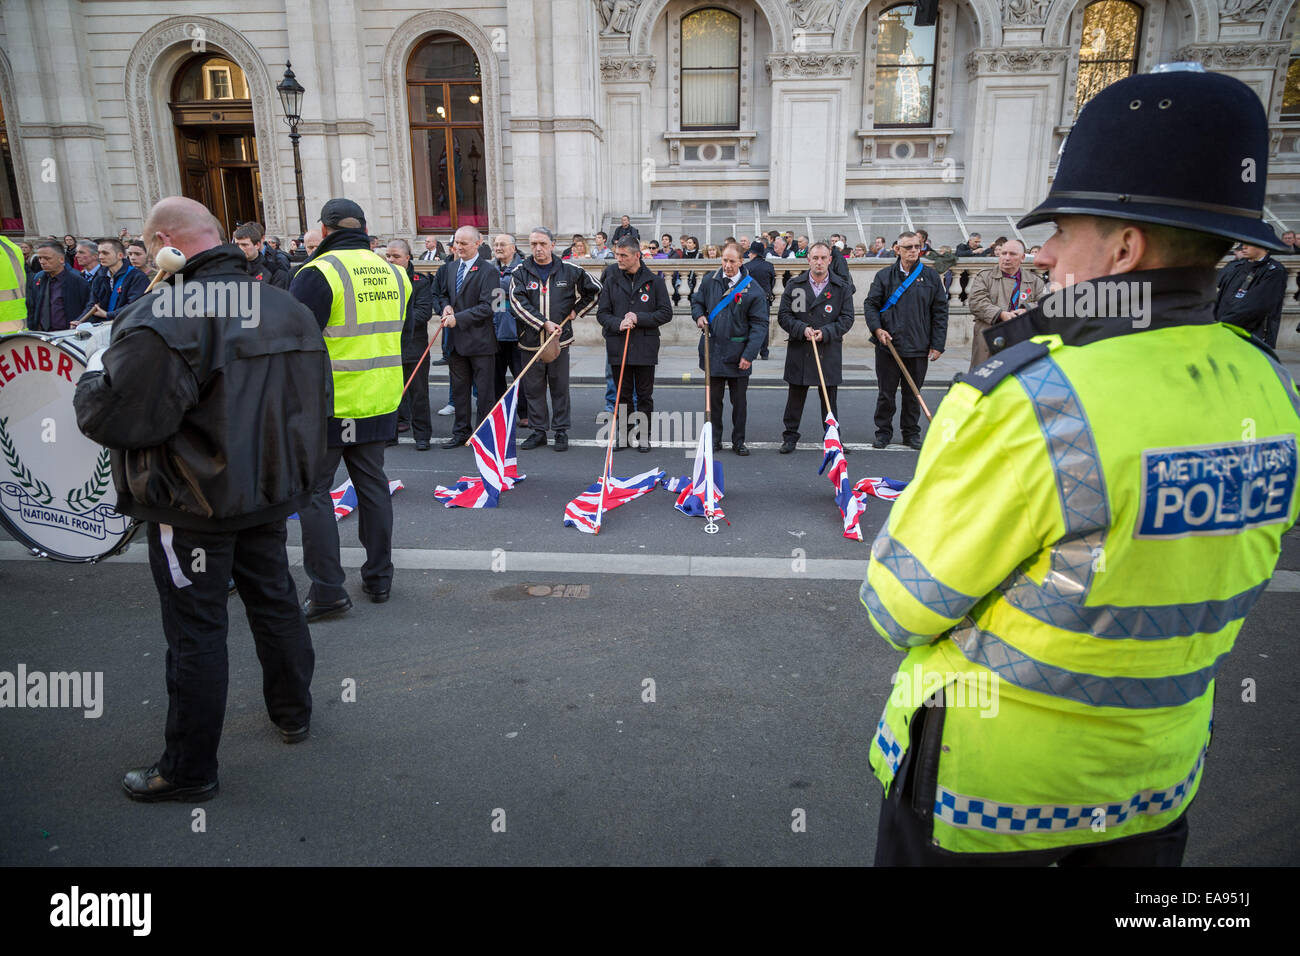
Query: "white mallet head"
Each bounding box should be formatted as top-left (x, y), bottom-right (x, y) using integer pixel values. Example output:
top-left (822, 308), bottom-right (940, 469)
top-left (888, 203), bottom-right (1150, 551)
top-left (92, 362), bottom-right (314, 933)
top-left (155, 246), bottom-right (187, 274)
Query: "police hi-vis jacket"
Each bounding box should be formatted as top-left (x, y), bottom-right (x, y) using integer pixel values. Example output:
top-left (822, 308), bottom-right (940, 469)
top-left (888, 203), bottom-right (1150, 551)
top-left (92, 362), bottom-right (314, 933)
top-left (861, 267), bottom-right (1300, 854)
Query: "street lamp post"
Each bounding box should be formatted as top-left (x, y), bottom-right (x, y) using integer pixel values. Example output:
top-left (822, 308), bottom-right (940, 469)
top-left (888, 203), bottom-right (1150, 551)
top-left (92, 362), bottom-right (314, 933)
top-left (276, 62), bottom-right (307, 236)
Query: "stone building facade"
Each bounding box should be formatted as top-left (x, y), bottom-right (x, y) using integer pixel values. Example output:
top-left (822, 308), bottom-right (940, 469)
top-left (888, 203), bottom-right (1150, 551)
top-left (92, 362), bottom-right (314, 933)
top-left (1, 0), bottom-right (1296, 239)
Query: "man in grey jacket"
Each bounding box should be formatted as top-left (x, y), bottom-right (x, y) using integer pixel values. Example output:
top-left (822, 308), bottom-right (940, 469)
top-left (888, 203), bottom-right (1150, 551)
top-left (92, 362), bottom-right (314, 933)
top-left (966, 238), bottom-right (1045, 368)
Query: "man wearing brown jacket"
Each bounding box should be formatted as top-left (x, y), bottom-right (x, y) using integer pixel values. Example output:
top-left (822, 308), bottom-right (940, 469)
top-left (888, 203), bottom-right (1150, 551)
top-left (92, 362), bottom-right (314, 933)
top-left (966, 238), bottom-right (1045, 368)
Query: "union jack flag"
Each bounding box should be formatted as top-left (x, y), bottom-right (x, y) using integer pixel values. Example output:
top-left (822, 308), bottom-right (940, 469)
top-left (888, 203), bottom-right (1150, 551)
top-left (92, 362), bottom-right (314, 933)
top-left (288, 478), bottom-right (404, 521)
top-left (663, 423), bottom-right (725, 519)
top-left (434, 385), bottom-right (526, 508)
top-left (563, 468), bottom-right (664, 534)
top-left (853, 476), bottom-right (908, 503)
top-left (818, 415), bottom-right (865, 541)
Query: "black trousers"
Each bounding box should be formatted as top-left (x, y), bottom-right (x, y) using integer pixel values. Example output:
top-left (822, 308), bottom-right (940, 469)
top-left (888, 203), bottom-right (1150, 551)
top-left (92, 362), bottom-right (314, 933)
top-left (495, 340), bottom-right (528, 421)
top-left (448, 350), bottom-right (496, 440)
top-left (299, 441), bottom-right (393, 603)
top-left (875, 346), bottom-right (929, 443)
top-left (782, 384), bottom-right (838, 443)
top-left (618, 364), bottom-right (655, 442)
top-left (523, 346), bottom-right (571, 434)
top-left (147, 520), bottom-right (314, 786)
top-left (709, 376), bottom-right (749, 445)
top-left (397, 351), bottom-right (432, 442)
top-left (874, 702), bottom-right (1189, 866)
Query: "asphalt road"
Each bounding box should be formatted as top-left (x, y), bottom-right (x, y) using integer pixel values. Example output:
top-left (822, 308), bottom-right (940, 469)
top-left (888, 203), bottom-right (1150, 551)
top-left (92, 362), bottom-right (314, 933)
top-left (1, 381), bottom-right (1296, 866)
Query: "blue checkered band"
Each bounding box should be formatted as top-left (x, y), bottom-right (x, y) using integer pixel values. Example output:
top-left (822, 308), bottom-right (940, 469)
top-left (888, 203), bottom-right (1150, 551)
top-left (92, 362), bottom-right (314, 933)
top-left (949, 621), bottom-right (1224, 708)
top-left (860, 577), bottom-right (932, 648)
top-left (875, 716), bottom-right (903, 776)
top-left (933, 749), bottom-right (1205, 833)
top-left (871, 521), bottom-right (979, 621)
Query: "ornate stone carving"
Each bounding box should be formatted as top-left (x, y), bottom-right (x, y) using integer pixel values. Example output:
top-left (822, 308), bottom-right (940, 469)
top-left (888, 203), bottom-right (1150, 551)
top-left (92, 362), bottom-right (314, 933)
top-left (599, 55), bottom-right (656, 82)
top-left (1004, 0), bottom-right (1052, 25)
top-left (1219, 0), bottom-right (1270, 21)
top-left (966, 47), bottom-right (1069, 76)
top-left (788, 0), bottom-right (838, 30)
top-left (765, 52), bottom-right (859, 80)
top-left (125, 17), bottom-right (282, 232)
top-left (1174, 42), bottom-right (1289, 69)
top-left (596, 0), bottom-right (641, 36)
top-left (17, 123), bottom-right (107, 140)
top-left (384, 11), bottom-right (505, 235)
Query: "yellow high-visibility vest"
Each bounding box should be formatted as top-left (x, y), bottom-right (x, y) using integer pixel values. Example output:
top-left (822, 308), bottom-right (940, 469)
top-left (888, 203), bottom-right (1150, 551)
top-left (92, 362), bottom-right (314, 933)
top-left (0, 236), bottom-right (27, 335)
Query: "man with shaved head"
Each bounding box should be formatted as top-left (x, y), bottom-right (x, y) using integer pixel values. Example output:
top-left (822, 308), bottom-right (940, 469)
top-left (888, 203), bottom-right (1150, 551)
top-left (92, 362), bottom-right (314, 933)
top-left (74, 195), bottom-right (329, 802)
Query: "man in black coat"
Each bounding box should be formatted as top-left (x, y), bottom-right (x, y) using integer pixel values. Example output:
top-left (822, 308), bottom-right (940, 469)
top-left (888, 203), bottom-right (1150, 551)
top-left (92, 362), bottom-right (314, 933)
top-left (596, 237), bottom-right (672, 451)
top-left (744, 240), bottom-right (776, 360)
top-left (691, 241), bottom-right (768, 455)
top-left (430, 225), bottom-right (500, 447)
top-left (863, 230), bottom-right (948, 450)
top-left (387, 238), bottom-right (436, 449)
top-left (234, 223), bottom-right (290, 289)
top-left (74, 196), bottom-right (329, 801)
top-left (776, 242), bottom-right (856, 453)
top-left (86, 237), bottom-right (150, 325)
top-left (27, 240), bottom-right (91, 331)
top-left (612, 215), bottom-right (640, 246)
top-left (1215, 243), bottom-right (1286, 348)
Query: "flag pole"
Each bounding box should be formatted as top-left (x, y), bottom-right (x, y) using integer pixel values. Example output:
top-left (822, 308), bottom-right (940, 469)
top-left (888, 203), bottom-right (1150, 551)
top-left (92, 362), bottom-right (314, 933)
top-left (595, 326), bottom-right (632, 535)
top-left (401, 324), bottom-right (444, 397)
top-left (464, 314), bottom-right (572, 447)
top-left (810, 335), bottom-right (832, 426)
top-left (885, 338), bottom-right (934, 421)
top-left (701, 319), bottom-right (719, 533)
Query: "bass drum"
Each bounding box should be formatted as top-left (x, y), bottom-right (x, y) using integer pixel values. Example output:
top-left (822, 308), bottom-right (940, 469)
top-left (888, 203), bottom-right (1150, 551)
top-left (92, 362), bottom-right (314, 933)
top-left (0, 328), bottom-right (139, 561)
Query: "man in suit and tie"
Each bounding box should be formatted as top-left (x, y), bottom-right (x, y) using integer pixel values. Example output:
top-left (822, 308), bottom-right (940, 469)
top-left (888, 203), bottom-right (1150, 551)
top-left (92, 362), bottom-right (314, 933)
top-left (432, 225), bottom-right (500, 448)
top-left (418, 236), bottom-right (446, 262)
top-left (27, 241), bottom-right (92, 331)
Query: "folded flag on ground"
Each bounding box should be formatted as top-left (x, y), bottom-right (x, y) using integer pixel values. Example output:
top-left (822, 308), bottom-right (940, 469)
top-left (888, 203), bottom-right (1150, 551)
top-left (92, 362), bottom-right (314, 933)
top-left (288, 478), bottom-right (404, 522)
top-left (818, 415), bottom-right (865, 541)
top-left (853, 476), bottom-right (908, 503)
top-left (663, 422), bottom-right (725, 519)
top-left (434, 385), bottom-right (526, 508)
top-left (564, 468), bottom-right (665, 534)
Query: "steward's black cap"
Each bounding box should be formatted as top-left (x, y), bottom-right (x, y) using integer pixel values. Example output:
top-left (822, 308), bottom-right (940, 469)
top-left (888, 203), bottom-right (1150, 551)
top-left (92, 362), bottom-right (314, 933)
top-left (319, 198), bottom-right (367, 230)
top-left (1019, 65), bottom-right (1286, 252)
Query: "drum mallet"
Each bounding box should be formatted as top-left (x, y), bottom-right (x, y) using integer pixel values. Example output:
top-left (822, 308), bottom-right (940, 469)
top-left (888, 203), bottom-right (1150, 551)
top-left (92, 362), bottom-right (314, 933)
top-left (142, 246), bottom-right (187, 295)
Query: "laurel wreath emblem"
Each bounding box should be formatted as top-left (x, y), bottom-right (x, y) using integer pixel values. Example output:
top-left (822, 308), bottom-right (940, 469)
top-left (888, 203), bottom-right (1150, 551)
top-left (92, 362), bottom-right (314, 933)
top-left (0, 415), bottom-right (55, 505)
top-left (66, 448), bottom-right (112, 513)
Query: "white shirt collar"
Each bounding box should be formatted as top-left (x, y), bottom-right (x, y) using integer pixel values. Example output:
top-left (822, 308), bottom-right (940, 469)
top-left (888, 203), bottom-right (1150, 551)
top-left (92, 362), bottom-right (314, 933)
top-left (458, 253), bottom-right (478, 271)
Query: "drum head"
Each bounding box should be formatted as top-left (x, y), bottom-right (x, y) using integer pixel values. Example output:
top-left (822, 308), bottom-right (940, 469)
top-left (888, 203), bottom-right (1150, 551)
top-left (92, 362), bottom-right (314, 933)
top-left (0, 332), bottom-right (138, 561)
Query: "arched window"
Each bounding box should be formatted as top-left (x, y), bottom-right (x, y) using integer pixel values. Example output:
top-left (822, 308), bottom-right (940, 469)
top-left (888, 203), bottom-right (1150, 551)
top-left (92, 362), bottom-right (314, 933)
top-left (681, 9), bottom-right (740, 130)
top-left (173, 55), bottom-right (250, 103)
top-left (1074, 0), bottom-right (1142, 116)
top-left (407, 33), bottom-right (486, 230)
top-left (875, 4), bottom-right (938, 128)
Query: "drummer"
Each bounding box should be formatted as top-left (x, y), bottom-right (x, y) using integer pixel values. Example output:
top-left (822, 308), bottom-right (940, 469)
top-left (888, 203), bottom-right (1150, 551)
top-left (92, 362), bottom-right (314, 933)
top-left (73, 196), bottom-right (332, 802)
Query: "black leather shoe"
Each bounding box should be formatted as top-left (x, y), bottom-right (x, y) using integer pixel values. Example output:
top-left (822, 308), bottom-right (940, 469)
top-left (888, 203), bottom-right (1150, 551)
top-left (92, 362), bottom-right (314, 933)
top-left (415, 439), bottom-right (430, 451)
top-left (362, 585), bottom-right (390, 604)
top-left (713, 441), bottom-right (723, 453)
top-left (441, 436), bottom-right (467, 449)
top-left (779, 440), bottom-right (797, 454)
top-left (122, 765), bottom-right (218, 803)
top-left (613, 442), bottom-right (629, 452)
top-left (277, 724), bottom-right (310, 744)
top-left (637, 441), bottom-right (651, 453)
top-left (430, 357), bottom-right (448, 366)
top-left (386, 437), bottom-right (400, 447)
top-left (905, 437), bottom-right (924, 451)
top-left (553, 432), bottom-right (568, 452)
top-left (872, 438), bottom-right (889, 449)
top-left (303, 596), bottom-right (352, 622)
top-left (520, 432), bottom-right (547, 450)
top-left (734, 441), bottom-right (749, 456)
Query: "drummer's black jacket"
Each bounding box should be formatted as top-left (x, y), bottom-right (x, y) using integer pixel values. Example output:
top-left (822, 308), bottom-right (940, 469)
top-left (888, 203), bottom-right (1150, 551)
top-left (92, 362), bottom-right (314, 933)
top-left (73, 245), bottom-right (331, 533)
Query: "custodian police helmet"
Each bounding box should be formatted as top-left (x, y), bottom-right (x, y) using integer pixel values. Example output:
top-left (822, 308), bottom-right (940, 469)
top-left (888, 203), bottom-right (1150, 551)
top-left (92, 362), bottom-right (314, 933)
top-left (1018, 65), bottom-right (1287, 252)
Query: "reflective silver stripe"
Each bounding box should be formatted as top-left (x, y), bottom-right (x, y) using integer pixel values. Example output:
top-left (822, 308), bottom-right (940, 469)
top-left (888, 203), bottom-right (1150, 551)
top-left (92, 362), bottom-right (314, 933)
top-left (331, 354), bottom-right (403, 372)
top-left (934, 749), bottom-right (1205, 833)
top-left (859, 577), bottom-right (928, 647)
top-left (386, 261), bottom-right (408, 320)
top-left (318, 255), bottom-right (358, 336)
top-left (871, 521), bottom-right (978, 620)
top-left (0, 242), bottom-right (24, 300)
top-left (949, 621), bottom-right (1223, 708)
top-left (1262, 349), bottom-right (1300, 419)
top-left (158, 524), bottom-right (194, 590)
top-left (355, 319), bottom-right (406, 334)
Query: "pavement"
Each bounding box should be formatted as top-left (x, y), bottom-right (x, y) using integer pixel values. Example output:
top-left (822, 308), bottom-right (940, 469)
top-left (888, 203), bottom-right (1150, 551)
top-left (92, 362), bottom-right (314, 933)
top-left (1, 374), bottom-right (1298, 866)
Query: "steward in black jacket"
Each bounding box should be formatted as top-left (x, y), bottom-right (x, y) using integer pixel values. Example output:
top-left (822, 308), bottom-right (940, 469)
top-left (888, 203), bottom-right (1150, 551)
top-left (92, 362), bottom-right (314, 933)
top-left (596, 253), bottom-right (672, 449)
top-left (74, 243), bottom-right (330, 530)
top-left (691, 259), bottom-right (768, 453)
top-left (1215, 251), bottom-right (1286, 348)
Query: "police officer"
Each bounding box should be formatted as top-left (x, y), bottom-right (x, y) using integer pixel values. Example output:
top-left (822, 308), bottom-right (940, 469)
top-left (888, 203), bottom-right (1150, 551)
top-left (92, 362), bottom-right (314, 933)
top-left (691, 240), bottom-right (769, 455)
top-left (1215, 242), bottom-right (1287, 347)
top-left (0, 235), bottom-right (26, 335)
top-left (291, 199), bottom-right (410, 619)
top-left (387, 238), bottom-right (436, 450)
top-left (861, 66), bottom-right (1300, 865)
top-left (74, 196), bottom-right (328, 800)
top-left (776, 242), bottom-right (855, 454)
top-left (510, 227), bottom-right (602, 453)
